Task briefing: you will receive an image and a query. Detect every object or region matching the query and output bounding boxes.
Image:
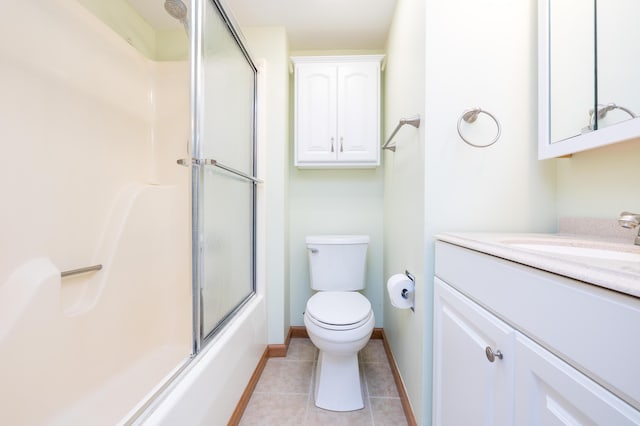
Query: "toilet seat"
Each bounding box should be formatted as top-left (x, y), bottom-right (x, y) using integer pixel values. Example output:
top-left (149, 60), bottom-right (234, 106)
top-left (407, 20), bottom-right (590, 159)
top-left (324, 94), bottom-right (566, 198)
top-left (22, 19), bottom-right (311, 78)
top-left (306, 291), bottom-right (372, 331)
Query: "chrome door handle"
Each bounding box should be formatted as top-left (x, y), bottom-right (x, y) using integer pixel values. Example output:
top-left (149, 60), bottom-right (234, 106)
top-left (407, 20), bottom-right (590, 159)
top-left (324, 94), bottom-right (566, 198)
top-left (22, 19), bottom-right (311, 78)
top-left (485, 346), bottom-right (503, 363)
top-left (176, 158), bottom-right (262, 184)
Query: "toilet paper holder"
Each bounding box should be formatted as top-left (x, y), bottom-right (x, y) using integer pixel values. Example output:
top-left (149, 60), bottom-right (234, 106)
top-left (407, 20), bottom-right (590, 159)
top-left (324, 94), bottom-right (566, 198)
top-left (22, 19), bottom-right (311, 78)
top-left (403, 270), bottom-right (415, 312)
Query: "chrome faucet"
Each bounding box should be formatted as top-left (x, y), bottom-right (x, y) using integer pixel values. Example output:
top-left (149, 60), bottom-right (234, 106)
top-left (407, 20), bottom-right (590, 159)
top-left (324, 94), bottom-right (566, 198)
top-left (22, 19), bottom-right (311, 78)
top-left (618, 212), bottom-right (640, 246)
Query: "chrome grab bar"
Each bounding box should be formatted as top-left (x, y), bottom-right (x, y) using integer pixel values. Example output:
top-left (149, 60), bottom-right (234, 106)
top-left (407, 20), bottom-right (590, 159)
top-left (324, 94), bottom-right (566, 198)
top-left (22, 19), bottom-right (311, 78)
top-left (61, 264), bottom-right (103, 278)
top-left (177, 158), bottom-right (263, 184)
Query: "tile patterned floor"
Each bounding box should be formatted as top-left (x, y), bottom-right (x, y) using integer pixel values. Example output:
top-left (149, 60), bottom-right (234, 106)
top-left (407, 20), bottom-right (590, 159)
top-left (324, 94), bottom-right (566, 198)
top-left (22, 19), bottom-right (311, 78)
top-left (239, 338), bottom-right (408, 425)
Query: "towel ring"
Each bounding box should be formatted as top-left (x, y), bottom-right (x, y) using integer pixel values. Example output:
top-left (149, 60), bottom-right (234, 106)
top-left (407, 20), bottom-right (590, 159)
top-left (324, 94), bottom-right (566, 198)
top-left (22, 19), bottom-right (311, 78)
top-left (457, 108), bottom-right (501, 148)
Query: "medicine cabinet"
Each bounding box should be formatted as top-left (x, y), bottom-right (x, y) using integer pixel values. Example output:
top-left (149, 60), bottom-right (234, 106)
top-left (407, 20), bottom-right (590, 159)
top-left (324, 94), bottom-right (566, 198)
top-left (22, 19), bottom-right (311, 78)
top-left (538, 0), bottom-right (640, 159)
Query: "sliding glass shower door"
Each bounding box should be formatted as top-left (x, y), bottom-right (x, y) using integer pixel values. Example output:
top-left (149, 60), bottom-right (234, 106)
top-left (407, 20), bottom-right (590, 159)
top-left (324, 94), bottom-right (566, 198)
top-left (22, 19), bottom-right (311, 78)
top-left (192, 0), bottom-right (258, 351)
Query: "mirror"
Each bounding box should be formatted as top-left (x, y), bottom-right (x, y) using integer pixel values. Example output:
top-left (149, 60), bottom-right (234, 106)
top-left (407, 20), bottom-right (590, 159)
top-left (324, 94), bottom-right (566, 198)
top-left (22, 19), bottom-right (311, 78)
top-left (538, 0), bottom-right (640, 159)
top-left (597, 0), bottom-right (640, 130)
top-left (548, 0), bottom-right (594, 143)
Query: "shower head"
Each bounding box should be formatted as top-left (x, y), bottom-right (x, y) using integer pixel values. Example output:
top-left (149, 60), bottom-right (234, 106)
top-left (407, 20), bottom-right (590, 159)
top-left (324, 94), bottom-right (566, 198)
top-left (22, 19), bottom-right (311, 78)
top-left (164, 0), bottom-right (188, 21)
top-left (164, 0), bottom-right (189, 33)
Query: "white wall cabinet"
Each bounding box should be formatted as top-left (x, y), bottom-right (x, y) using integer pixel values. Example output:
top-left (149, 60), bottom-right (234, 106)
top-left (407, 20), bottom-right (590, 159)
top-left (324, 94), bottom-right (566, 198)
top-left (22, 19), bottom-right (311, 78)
top-left (433, 241), bottom-right (640, 426)
top-left (292, 56), bottom-right (383, 168)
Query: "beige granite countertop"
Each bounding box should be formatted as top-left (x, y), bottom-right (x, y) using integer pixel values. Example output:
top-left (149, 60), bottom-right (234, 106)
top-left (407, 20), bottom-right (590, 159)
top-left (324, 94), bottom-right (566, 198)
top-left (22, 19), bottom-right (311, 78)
top-left (436, 229), bottom-right (640, 299)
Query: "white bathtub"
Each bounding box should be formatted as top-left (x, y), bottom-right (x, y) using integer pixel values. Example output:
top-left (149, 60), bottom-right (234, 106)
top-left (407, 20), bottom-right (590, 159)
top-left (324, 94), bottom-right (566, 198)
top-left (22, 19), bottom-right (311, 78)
top-left (136, 294), bottom-right (267, 425)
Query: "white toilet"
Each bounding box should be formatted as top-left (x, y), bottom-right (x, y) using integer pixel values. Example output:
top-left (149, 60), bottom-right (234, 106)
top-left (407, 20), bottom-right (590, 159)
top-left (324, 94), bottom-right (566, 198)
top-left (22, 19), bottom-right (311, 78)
top-left (303, 235), bottom-right (375, 412)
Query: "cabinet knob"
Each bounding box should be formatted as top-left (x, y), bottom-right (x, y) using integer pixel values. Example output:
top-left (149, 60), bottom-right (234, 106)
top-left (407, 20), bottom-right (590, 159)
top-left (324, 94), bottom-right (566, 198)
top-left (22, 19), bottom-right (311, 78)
top-left (330, 137), bottom-right (335, 153)
top-left (485, 346), bottom-right (503, 363)
top-left (340, 137), bottom-right (344, 152)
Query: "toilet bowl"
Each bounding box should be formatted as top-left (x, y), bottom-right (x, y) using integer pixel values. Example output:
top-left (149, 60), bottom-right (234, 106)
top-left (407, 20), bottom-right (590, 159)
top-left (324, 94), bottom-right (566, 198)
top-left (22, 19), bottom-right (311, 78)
top-left (304, 291), bottom-right (375, 411)
top-left (304, 235), bottom-right (374, 411)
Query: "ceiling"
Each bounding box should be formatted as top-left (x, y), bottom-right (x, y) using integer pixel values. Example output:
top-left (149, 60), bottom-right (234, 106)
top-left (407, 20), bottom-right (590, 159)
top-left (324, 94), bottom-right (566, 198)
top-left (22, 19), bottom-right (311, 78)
top-left (225, 0), bottom-right (397, 50)
top-left (126, 0), bottom-right (397, 50)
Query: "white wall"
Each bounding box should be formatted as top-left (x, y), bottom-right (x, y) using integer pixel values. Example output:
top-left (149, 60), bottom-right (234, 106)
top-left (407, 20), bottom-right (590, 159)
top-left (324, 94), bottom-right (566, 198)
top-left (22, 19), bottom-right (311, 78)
top-left (424, 0), bottom-right (557, 230)
top-left (285, 49), bottom-right (385, 330)
top-left (384, 0), bottom-right (558, 424)
top-left (556, 138), bottom-right (640, 217)
top-left (422, 0), bottom-right (557, 421)
top-left (383, 0), bottom-right (426, 422)
top-left (289, 168), bottom-right (385, 328)
top-left (241, 27), bottom-right (291, 344)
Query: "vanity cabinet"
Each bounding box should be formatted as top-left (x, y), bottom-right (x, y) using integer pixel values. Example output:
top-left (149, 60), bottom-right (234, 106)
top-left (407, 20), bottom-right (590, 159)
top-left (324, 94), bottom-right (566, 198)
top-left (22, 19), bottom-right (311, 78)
top-left (433, 240), bottom-right (640, 425)
top-left (291, 56), bottom-right (383, 168)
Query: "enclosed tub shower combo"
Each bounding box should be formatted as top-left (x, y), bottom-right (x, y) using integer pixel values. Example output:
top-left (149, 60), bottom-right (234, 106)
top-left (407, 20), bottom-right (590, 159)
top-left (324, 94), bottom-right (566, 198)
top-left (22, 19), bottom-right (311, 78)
top-left (0, 0), bottom-right (263, 424)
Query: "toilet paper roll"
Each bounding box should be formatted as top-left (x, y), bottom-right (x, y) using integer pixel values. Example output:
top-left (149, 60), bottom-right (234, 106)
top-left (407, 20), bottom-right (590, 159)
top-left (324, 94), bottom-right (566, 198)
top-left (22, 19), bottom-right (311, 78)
top-left (387, 273), bottom-right (414, 309)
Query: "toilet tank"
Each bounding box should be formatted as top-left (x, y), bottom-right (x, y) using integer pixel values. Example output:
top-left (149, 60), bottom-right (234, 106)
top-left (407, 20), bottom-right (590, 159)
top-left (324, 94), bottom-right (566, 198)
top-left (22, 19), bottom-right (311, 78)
top-left (306, 235), bottom-right (369, 291)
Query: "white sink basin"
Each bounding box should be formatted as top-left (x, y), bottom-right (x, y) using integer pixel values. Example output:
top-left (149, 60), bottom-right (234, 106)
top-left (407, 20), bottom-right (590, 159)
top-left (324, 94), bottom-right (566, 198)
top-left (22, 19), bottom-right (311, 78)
top-left (509, 243), bottom-right (640, 262)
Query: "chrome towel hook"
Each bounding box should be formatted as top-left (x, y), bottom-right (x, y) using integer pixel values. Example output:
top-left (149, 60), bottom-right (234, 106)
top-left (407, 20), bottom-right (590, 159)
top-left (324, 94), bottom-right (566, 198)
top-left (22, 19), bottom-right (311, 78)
top-left (457, 107), bottom-right (501, 148)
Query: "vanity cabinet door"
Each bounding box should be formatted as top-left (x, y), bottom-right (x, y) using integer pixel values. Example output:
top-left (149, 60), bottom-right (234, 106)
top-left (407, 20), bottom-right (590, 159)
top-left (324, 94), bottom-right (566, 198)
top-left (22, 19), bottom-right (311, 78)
top-left (514, 333), bottom-right (640, 426)
top-left (433, 278), bottom-right (515, 426)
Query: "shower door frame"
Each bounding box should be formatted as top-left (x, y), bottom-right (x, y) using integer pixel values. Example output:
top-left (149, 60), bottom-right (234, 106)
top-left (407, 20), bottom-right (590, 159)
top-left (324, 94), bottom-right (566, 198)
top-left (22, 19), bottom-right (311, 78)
top-left (190, 0), bottom-right (259, 355)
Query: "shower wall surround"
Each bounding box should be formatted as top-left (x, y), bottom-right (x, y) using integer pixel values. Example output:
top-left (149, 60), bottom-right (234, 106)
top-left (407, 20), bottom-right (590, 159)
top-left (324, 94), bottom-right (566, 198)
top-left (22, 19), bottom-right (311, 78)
top-left (0, 1), bottom-right (191, 423)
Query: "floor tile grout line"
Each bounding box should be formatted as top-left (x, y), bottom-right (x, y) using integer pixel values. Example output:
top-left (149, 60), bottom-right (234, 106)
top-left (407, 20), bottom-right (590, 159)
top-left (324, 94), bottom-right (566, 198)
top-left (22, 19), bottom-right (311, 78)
top-left (302, 353), bottom-right (315, 425)
top-left (362, 355), bottom-right (376, 425)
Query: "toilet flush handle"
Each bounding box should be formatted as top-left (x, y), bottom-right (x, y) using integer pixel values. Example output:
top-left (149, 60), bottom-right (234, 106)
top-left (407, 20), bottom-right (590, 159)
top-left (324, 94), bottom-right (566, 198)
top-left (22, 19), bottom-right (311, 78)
top-left (308, 248), bottom-right (318, 253)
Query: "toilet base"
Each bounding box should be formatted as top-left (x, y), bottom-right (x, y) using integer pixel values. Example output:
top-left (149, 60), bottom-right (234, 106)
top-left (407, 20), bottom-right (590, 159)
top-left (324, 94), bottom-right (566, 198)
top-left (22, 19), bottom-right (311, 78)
top-left (313, 351), bottom-right (364, 412)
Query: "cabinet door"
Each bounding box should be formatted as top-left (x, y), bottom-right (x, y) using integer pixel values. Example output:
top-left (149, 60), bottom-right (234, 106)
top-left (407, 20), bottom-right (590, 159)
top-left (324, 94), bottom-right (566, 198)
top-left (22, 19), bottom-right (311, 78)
top-left (295, 64), bottom-right (337, 164)
top-left (337, 62), bottom-right (380, 164)
top-left (433, 278), bottom-right (515, 426)
top-left (514, 333), bottom-right (640, 425)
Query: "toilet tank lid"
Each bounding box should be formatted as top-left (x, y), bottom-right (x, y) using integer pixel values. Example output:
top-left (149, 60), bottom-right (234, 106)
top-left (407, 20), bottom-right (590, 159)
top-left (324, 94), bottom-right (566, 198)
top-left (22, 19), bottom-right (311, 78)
top-left (306, 235), bottom-right (369, 245)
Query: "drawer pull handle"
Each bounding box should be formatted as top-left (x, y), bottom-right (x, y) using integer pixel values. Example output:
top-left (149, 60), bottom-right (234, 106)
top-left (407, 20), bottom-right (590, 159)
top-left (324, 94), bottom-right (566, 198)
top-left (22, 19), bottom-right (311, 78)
top-left (485, 346), bottom-right (503, 363)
